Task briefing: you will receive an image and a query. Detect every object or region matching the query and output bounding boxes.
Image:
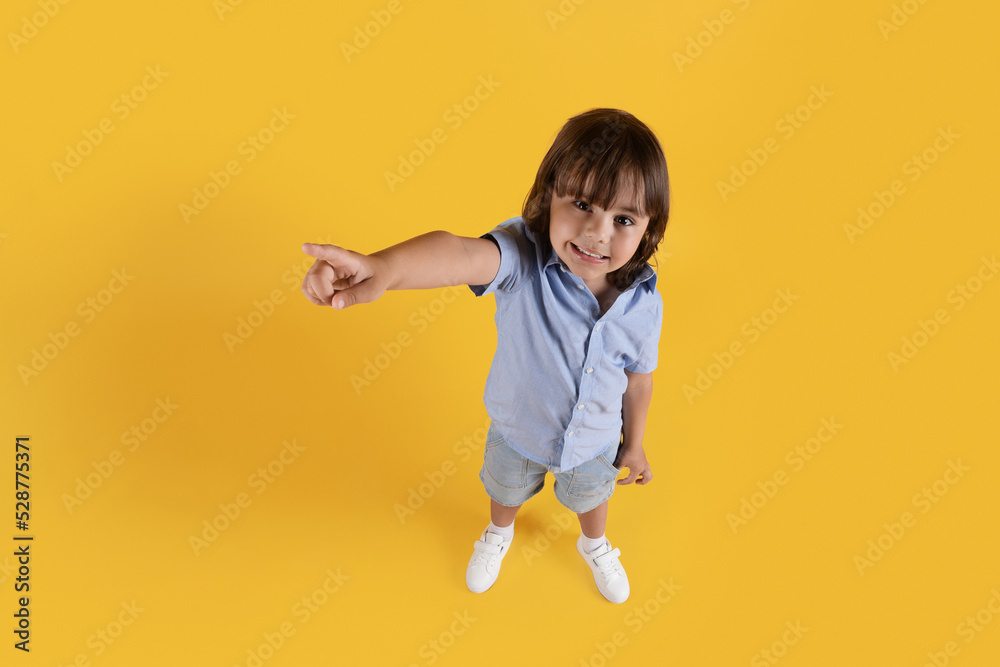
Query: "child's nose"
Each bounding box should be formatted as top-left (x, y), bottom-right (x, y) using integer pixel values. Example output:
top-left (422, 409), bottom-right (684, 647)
top-left (584, 214), bottom-right (613, 242)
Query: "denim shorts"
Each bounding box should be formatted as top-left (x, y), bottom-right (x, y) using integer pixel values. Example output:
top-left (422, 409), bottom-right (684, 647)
top-left (479, 422), bottom-right (621, 514)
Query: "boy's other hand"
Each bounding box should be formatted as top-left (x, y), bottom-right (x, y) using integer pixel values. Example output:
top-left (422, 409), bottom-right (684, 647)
top-left (615, 445), bottom-right (652, 485)
top-left (301, 243), bottom-right (387, 310)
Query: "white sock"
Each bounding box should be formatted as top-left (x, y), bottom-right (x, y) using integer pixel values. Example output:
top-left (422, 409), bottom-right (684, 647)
top-left (487, 520), bottom-right (514, 541)
top-left (580, 533), bottom-right (607, 553)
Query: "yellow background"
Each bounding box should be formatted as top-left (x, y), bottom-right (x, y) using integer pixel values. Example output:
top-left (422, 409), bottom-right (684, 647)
top-left (2, 0), bottom-right (999, 665)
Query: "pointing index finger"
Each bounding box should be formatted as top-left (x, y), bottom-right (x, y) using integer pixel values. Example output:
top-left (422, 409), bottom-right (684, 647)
top-left (302, 242), bottom-right (353, 263)
top-left (301, 242), bottom-right (332, 257)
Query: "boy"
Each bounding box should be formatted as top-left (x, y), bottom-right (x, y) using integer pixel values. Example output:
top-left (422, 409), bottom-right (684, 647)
top-left (302, 108), bottom-right (668, 603)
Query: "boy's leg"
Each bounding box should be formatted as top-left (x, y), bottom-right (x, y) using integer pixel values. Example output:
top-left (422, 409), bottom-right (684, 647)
top-left (577, 499), bottom-right (608, 538)
top-left (553, 444), bottom-right (629, 604)
top-left (575, 498), bottom-right (629, 603)
top-left (467, 498), bottom-right (523, 594)
top-left (469, 424), bottom-right (544, 594)
top-left (491, 498), bottom-right (521, 527)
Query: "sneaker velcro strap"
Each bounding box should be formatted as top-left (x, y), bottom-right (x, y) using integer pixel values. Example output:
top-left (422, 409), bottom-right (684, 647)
top-left (594, 548), bottom-right (621, 565)
top-left (475, 541), bottom-right (502, 555)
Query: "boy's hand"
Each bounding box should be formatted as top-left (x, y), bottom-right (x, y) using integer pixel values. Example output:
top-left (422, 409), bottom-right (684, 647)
top-left (301, 243), bottom-right (388, 310)
top-left (615, 445), bottom-right (652, 485)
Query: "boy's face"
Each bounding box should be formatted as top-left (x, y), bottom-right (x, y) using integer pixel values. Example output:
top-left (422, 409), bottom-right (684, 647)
top-left (548, 190), bottom-right (650, 292)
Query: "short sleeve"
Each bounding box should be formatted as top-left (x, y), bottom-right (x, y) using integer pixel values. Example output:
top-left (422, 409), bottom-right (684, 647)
top-left (624, 286), bottom-right (662, 374)
top-left (468, 218), bottom-right (535, 296)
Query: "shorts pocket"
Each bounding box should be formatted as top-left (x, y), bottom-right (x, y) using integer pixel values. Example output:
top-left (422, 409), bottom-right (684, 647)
top-left (482, 432), bottom-right (527, 490)
top-left (596, 450), bottom-right (621, 476)
top-left (484, 422), bottom-right (505, 450)
top-left (566, 450), bottom-right (620, 499)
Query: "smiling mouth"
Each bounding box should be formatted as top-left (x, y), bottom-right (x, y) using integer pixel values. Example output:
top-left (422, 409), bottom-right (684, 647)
top-left (571, 243), bottom-right (608, 262)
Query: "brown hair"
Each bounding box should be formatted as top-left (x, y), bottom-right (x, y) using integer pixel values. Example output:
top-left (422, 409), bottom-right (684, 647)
top-left (522, 108), bottom-right (670, 291)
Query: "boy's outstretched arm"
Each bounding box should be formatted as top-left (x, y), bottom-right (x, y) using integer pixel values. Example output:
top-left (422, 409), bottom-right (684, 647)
top-left (301, 231), bottom-right (500, 310)
top-left (617, 370), bottom-right (654, 485)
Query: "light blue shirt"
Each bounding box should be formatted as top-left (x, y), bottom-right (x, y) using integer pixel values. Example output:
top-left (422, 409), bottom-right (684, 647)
top-left (470, 217), bottom-right (662, 472)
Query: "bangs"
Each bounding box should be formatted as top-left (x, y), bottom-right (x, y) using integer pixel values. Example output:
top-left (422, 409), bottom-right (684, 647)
top-left (554, 158), bottom-right (650, 219)
top-left (550, 125), bottom-right (664, 221)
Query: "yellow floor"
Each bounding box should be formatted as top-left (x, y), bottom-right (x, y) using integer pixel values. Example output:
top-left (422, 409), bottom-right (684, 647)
top-left (2, 1), bottom-right (999, 665)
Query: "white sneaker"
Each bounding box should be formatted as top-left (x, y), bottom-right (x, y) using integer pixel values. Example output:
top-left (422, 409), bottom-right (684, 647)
top-left (577, 535), bottom-right (630, 604)
top-left (466, 530), bottom-right (511, 593)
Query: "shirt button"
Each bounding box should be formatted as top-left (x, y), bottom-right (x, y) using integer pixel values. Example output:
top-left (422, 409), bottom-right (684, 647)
top-left (577, 404), bottom-right (585, 410)
top-left (577, 284), bottom-right (585, 289)
top-left (585, 367), bottom-right (594, 374)
top-left (595, 323), bottom-right (603, 331)
top-left (567, 431), bottom-right (575, 437)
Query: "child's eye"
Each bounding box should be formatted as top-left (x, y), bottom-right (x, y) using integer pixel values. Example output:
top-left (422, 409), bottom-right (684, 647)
top-left (572, 200), bottom-right (591, 211)
top-left (615, 216), bottom-right (635, 226)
